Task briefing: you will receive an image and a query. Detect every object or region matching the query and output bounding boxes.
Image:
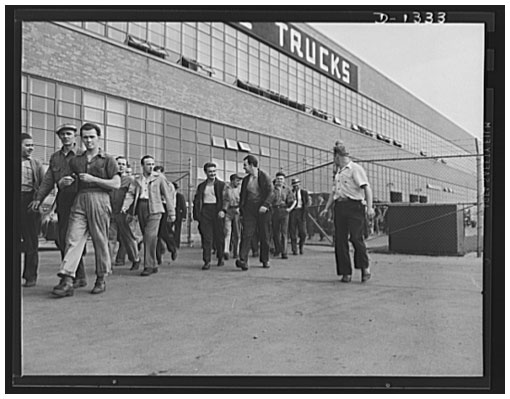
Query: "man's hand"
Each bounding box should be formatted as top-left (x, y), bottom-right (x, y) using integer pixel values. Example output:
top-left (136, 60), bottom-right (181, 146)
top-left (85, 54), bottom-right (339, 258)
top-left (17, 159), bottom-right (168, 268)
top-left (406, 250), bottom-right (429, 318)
top-left (120, 207), bottom-right (128, 214)
top-left (319, 209), bottom-right (328, 218)
top-left (259, 206), bottom-right (268, 214)
top-left (167, 214), bottom-right (176, 223)
top-left (59, 175), bottom-right (75, 188)
top-left (218, 210), bottom-right (226, 219)
top-left (366, 207), bottom-right (375, 219)
top-left (28, 200), bottom-right (41, 212)
top-left (78, 173), bottom-right (96, 183)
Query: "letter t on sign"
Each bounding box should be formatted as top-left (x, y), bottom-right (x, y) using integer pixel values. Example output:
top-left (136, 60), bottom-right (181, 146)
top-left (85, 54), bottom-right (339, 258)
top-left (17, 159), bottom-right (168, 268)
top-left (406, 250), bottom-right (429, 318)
top-left (275, 22), bottom-right (288, 47)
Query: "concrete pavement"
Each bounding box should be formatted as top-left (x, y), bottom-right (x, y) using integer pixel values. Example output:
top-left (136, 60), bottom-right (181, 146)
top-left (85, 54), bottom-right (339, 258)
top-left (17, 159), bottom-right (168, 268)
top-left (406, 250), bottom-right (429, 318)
top-left (21, 242), bottom-right (483, 376)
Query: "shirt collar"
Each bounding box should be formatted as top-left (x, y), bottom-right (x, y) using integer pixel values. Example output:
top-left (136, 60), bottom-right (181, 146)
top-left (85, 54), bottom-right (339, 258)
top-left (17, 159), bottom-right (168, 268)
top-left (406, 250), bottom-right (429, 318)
top-left (339, 161), bottom-right (353, 173)
top-left (60, 144), bottom-right (79, 156)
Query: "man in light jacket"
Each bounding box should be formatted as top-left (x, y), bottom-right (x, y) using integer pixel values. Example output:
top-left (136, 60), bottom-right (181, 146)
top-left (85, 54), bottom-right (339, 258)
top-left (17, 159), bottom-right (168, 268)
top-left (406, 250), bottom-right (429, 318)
top-left (121, 155), bottom-right (176, 276)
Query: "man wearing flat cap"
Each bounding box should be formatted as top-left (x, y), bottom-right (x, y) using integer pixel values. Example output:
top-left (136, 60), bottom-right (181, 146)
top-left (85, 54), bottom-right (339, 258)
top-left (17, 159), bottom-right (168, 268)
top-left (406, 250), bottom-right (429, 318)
top-left (289, 177), bottom-right (310, 255)
top-left (320, 141), bottom-right (375, 283)
top-left (222, 173), bottom-right (242, 260)
top-left (31, 123), bottom-right (88, 288)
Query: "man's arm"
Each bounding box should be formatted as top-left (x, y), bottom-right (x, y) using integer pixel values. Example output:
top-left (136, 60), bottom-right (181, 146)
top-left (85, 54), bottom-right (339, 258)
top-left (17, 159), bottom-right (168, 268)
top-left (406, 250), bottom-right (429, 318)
top-left (362, 184), bottom-right (375, 218)
top-left (161, 177), bottom-right (176, 219)
top-left (121, 180), bottom-right (136, 213)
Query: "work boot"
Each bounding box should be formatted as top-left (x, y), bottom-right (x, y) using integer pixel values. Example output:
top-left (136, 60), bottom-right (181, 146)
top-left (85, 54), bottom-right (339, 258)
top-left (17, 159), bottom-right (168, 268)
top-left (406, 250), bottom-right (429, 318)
top-left (130, 258), bottom-right (141, 271)
top-left (91, 278), bottom-right (106, 294)
top-left (73, 278), bottom-right (88, 288)
top-left (52, 276), bottom-right (74, 297)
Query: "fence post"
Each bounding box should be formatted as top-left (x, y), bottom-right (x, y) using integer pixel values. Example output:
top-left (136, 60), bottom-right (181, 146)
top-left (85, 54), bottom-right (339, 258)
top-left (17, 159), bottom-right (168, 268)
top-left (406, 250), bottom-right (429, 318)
top-left (187, 157), bottom-right (192, 247)
top-left (475, 138), bottom-right (482, 258)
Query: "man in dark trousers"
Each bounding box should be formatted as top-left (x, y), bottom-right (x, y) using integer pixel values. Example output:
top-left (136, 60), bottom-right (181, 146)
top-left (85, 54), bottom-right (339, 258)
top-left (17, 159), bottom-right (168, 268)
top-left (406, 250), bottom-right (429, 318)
top-left (31, 124), bottom-right (88, 288)
top-left (193, 162), bottom-right (226, 270)
top-left (320, 141), bottom-right (375, 283)
top-left (173, 181), bottom-right (187, 249)
top-left (289, 177), bottom-right (310, 255)
top-left (21, 133), bottom-right (45, 287)
top-left (236, 154), bottom-right (274, 270)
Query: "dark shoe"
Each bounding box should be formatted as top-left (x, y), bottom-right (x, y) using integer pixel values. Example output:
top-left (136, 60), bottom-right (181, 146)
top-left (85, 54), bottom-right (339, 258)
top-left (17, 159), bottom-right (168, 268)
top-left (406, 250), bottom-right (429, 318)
top-left (361, 270), bottom-right (372, 283)
top-left (299, 248), bottom-right (304, 255)
top-left (130, 259), bottom-right (141, 271)
top-left (52, 277), bottom-right (74, 297)
top-left (340, 275), bottom-right (352, 283)
top-left (281, 254), bottom-right (288, 259)
top-left (233, 254), bottom-right (238, 259)
top-left (292, 251), bottom-right (298, 256)
top-left (140, 268), bottom-right (153, 276)
top-left (23, 280), bottom-right (36, 287)
top-left (91, 279), bottom-right (106, 294)
top-left (114, 260), bottom-right (125, 266)
top-left (217, 259), bottom-right (225, 267)
top-left (152, 267), bottom-right (158, 274)
top-left (262, 262), bottom-right (270, 268)
top-left (73, 278), bottom-right (88, 288)
top-left (273, 252), bottom-right (281, 258)
top-left (235, 259), bottom-right (248, 271)
top-left (223, 253), bottom-right (229, 261)
top-left (171, 250), bottom-right (177, 261)
top-left (202, 263), bottom-right (211, 270)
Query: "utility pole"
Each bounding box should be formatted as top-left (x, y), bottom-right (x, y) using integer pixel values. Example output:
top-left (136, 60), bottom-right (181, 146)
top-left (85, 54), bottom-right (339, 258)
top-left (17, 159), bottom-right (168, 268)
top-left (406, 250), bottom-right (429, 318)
top-left (187, 157), bottom-right (192, 247)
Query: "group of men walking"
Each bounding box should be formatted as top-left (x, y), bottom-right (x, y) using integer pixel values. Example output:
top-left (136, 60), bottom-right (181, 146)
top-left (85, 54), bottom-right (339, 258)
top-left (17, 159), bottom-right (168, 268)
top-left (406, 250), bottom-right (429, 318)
top-left (192, 154), bottom-right (312, 271)
top-left (20, 122), bottom-right (374, 298)
top-left (21, 122), bottom-right (185, 298)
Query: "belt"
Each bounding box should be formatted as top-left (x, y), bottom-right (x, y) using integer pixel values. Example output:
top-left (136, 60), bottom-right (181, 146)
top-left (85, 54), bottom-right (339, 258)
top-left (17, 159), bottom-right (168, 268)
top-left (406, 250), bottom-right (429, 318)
top-left (335, 197), bottom-right (361, 203)
top-left (80, 188), bottom-right (107, 193)
top-left (229, 205), bottom-right (239, 209)
top-left (275, 205), bottom-right (288, 209)
top-left (139, 198), bottom-right (149, 202)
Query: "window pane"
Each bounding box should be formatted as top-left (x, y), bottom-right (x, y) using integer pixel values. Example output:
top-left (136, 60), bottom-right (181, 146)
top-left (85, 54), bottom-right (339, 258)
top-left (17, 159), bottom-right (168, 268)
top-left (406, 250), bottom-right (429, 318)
top-left (147, 121), bottom-right (163, 135)
top-left (84, 107), bottom-right (104, 123)
top-left (107, 112), bottom-right (125, 127)
top-left (107, 140), bottom-right (126, 156)
top-left (107, 97), bottom-right (125, 113)
top-left (58, 101), bottom-right (81, 119)
top-left (128, 102), bottom-right (145, 119)
top-left (127, 117), bottom-right (144, 131)
top-left (30, 96), bottom-right (54, 113)
top-left (58, 85), bottom-right (81, 103)
top-left (147, 106), bottom-right (163, 122)
top-left (30, 78), bottom-right (56, 98)
top-left (181, 116), bottom-right (195, 130)
top-left (165, 111), bottom-right (180, 127)
top-left (128, 130), bottom-right (145, 146)
top-left (106, 126), bottom-right (125, 142)
top-left (83, 91), bottom-right (105, 109)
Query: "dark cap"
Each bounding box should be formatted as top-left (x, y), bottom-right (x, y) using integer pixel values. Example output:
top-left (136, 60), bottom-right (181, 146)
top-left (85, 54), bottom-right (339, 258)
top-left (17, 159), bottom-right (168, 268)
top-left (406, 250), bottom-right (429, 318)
top-left (291, 178), bottom-right (300, 185)
top-left (230, 173), bottom-right (242, 181)
top-left (56, 123), bottom-right (77, 135)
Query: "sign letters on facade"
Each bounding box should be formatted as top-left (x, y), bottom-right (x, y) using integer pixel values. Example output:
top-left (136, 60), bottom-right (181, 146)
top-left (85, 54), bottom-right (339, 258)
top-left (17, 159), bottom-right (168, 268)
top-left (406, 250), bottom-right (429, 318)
top-left (232, 22), bottom-right (359, 92)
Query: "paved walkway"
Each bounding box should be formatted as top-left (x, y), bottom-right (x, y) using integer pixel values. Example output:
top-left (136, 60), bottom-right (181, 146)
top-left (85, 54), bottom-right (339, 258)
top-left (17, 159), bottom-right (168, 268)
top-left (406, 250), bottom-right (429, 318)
top-left (21, 243), bottom-right (483, 376)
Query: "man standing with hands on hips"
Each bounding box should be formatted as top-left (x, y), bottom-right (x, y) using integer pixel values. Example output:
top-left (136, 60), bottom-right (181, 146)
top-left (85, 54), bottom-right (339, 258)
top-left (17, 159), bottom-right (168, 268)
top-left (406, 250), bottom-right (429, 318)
top-left (320, 141), bottom-right (375, 283)
top-left (52, 123), bottom-right (120, 297)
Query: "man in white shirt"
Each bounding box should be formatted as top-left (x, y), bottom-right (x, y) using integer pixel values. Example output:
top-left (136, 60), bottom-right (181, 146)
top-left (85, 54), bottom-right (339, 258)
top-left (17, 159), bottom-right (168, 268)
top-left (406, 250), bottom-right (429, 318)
top-left (192, 162), bottom-right (226, 270)
top-left (320, 142), bottom-right (375, 283)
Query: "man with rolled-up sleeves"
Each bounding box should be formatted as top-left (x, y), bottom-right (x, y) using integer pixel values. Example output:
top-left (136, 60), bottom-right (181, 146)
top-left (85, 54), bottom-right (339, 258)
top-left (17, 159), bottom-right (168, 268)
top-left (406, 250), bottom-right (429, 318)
top-left (52, 123), bottom-right (120, 297)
